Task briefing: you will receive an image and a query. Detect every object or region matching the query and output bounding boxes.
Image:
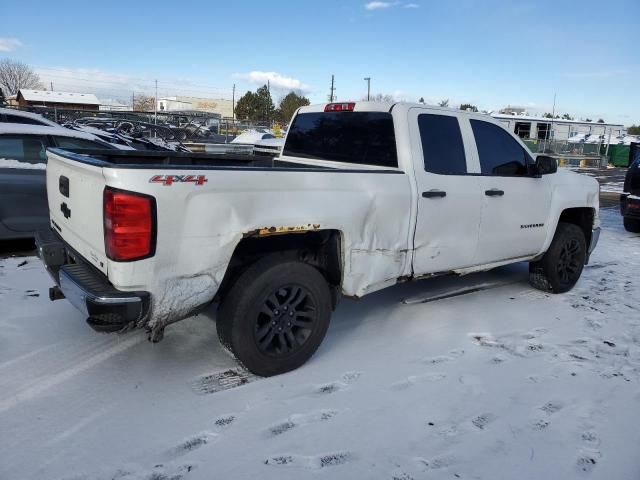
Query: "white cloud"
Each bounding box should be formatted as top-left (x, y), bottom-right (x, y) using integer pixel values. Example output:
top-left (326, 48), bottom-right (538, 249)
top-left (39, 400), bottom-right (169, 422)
top-left (364, 1), bottom-right (418, 10)
top-left (391, 90), bottom-right (406, 101)
top-left (0, 38), bottom-right (23, 52)
top-left (33, 66), bottom-right (234, 101)
top-left (232, 71), bottom-right (311, 93)
top-left (365, 1), bottom-right (393, 10)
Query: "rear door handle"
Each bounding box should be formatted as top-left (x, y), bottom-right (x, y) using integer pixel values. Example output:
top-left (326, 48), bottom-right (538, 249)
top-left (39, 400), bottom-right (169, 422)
top-left (485, 189), bottom-right (504, 197)
top-left (422, 189), bottom-right (447, 198)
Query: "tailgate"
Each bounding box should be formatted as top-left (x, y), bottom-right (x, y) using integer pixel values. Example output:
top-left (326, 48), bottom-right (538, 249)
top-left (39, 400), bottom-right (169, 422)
top-left (46, 149), bottom-right (108, 275)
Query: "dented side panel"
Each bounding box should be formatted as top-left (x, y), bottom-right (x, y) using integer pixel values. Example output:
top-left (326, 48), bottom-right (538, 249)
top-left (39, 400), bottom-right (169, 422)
top-left (101, 167), bottom-right (413, 330)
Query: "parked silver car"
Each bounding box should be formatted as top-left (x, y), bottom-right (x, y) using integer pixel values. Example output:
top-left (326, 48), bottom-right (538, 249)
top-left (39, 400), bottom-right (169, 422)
top-left (0, 123), bottom-right (118, 240)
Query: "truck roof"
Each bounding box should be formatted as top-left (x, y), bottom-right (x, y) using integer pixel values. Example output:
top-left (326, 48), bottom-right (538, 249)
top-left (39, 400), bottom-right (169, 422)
top-left (297, 101), bottom-right (495, 118)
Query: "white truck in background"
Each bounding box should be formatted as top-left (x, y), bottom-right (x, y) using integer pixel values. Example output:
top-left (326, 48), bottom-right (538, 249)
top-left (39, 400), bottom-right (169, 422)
top-left (37, 101), bottom-right (600, 376)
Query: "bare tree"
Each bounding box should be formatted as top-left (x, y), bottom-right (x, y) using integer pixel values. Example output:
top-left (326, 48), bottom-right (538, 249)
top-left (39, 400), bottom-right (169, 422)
top-left (0, 58), bottom-right (43, 96)
top-left (133, 94), bottom-right (156, 112)
top-left (438, 98), bottom-right (449, 107)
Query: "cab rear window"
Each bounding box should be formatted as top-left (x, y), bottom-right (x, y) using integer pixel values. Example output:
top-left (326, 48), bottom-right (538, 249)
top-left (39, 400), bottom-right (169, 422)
top-left (283, 112), bottom-right (398, 168)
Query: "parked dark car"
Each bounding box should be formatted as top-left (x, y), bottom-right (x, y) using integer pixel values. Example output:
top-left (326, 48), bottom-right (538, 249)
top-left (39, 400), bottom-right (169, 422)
top-left (0, 107), bottom-right (60, 127)
top-left (0, 124), bottom-right (118, 241)
top-left (620, 152), bottom-right (640, 233)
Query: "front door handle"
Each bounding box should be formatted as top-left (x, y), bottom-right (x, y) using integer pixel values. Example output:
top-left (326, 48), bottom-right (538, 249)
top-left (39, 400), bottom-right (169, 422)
top-left (485, 189), bottom-right (505, 197)
top-left (422, 189), bottom-right (447, 198)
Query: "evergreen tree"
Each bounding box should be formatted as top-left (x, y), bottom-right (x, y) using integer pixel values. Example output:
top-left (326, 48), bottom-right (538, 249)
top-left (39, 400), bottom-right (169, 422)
top-left (277, 92), bottom-right (310, 124)
top-left (234, 91), bottom-right (258, 121)
top-left (459, 103), bottom-right (478, 112)
top-left (255, 84), bottom-right (275, 121)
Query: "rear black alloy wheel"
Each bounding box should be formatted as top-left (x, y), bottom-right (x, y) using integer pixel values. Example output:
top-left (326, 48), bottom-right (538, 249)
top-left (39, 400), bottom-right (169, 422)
top-left (255, 285), bottom-right (317, 357)
top-left (217, 255), bottom-right (332, 377)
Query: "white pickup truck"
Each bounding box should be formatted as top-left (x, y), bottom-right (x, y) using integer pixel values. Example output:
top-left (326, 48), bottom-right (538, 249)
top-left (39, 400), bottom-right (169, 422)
top-left (37, 102), bottom-right (600, 376)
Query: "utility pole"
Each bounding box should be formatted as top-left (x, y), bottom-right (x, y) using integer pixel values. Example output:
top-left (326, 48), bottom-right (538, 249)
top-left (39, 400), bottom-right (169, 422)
top-left (154, 79), bottom-right (158, 137)
top-left (232, 83), bottom-right (235, 123)
top-left (50, 81), bottom-right (54, 91)
top-left (132, 92), bottom-right (135, 111)
top-left (267, 80), bottom-right (270, 123)
top-left (364, 77), bottom-right (371, 101)
top-left (329, 74), bottom-right (335, 102)
top-left (549, 92), bottom-right (556, 151)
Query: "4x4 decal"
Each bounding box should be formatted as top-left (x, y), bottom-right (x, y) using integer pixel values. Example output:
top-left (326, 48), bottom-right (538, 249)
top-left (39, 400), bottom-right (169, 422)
top-left (149, 174), bottom-right (208, 186)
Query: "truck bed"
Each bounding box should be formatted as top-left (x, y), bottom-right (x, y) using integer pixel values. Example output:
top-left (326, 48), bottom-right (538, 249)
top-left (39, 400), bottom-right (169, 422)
top-left (48, 148), bottom-right (339, 171)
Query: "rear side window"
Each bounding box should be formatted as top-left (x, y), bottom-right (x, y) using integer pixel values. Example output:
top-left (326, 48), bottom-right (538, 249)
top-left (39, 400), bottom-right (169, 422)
top-left (283, 112), bottom-right (398, 167)
top-left (0, 135), bottom-right (47, 164)
top-left (470, 120), bottom-right (531, 176)
top-left (418, 114), bottom-right (467, 175)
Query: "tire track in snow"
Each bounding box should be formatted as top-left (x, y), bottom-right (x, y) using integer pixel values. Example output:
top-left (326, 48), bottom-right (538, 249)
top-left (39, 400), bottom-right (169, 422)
top-left (0, 344), bottom-right (57, 372)
top-left (0, 334), bottom-right (144, 414)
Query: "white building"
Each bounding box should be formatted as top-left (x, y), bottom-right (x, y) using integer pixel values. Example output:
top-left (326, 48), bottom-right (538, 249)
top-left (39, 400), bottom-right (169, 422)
top-left (158, 96), bottom-right (233, 119)
top-left (491, 113), bottom-right (624, 142)
top-left (99, 99), bottom-right (130, 111)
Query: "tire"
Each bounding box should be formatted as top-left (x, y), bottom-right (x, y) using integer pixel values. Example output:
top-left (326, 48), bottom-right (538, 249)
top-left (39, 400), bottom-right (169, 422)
top-left (217, 255), bottom-right (332, 377)
top-left (623, 217), bottom-right (640, 233)
top-left (529, 222), bottom-right (586, 294)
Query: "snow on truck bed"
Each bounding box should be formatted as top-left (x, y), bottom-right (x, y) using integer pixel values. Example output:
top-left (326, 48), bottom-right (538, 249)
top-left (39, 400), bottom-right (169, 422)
top-left (0, 208), bottom-right (639, 480)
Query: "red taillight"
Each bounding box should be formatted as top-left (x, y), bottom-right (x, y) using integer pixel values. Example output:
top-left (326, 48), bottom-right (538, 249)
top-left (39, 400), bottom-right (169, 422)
top-left (324, 102), bottom-right (355, 112)
top-left (104, 187), bottom-right (156, 261)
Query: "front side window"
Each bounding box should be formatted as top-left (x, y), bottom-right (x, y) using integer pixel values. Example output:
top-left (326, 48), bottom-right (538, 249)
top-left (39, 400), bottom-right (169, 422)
top-left (283, 111), bottom-right (398, 167)
top-left (471, 120), bottom-right (531, 176)
top-left (418, 114), bottom-right (467, 175)
top-left (0, 135), bottom-right (47, 164)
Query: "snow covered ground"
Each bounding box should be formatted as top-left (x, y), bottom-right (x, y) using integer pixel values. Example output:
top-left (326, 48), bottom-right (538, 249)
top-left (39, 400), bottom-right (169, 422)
top-left (0, 208), bottom-right (639, 480)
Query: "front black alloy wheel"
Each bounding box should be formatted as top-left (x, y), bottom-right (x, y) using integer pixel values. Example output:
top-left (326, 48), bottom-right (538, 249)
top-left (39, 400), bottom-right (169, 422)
top-left (556, 237), bottom-right (582, 285)
top-left (217, 255), bottom-right (332, 377)
top-left (529, 222), bottom-right (586, 293)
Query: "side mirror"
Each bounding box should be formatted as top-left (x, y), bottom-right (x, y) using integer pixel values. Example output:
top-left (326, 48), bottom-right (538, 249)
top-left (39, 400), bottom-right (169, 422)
top-left (535, 155), bottom-right (557, 175)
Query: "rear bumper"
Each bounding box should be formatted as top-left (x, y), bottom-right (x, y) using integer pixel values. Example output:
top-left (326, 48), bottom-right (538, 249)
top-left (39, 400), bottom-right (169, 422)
top-left (36, 230), bottom-right (150, 332)
top-left (620, 194), bottom-right (640, 219)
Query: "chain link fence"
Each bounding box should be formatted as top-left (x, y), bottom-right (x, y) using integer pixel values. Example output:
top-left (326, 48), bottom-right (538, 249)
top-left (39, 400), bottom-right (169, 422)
top-left (523, 138), bottom-right (609, 167)
top-left (4, 106), bottom-right (282, 143)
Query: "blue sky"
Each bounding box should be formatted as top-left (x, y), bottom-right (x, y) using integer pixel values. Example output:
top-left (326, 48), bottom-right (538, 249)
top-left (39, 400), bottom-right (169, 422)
top-left (2, 0), bottom-right (638, 124)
